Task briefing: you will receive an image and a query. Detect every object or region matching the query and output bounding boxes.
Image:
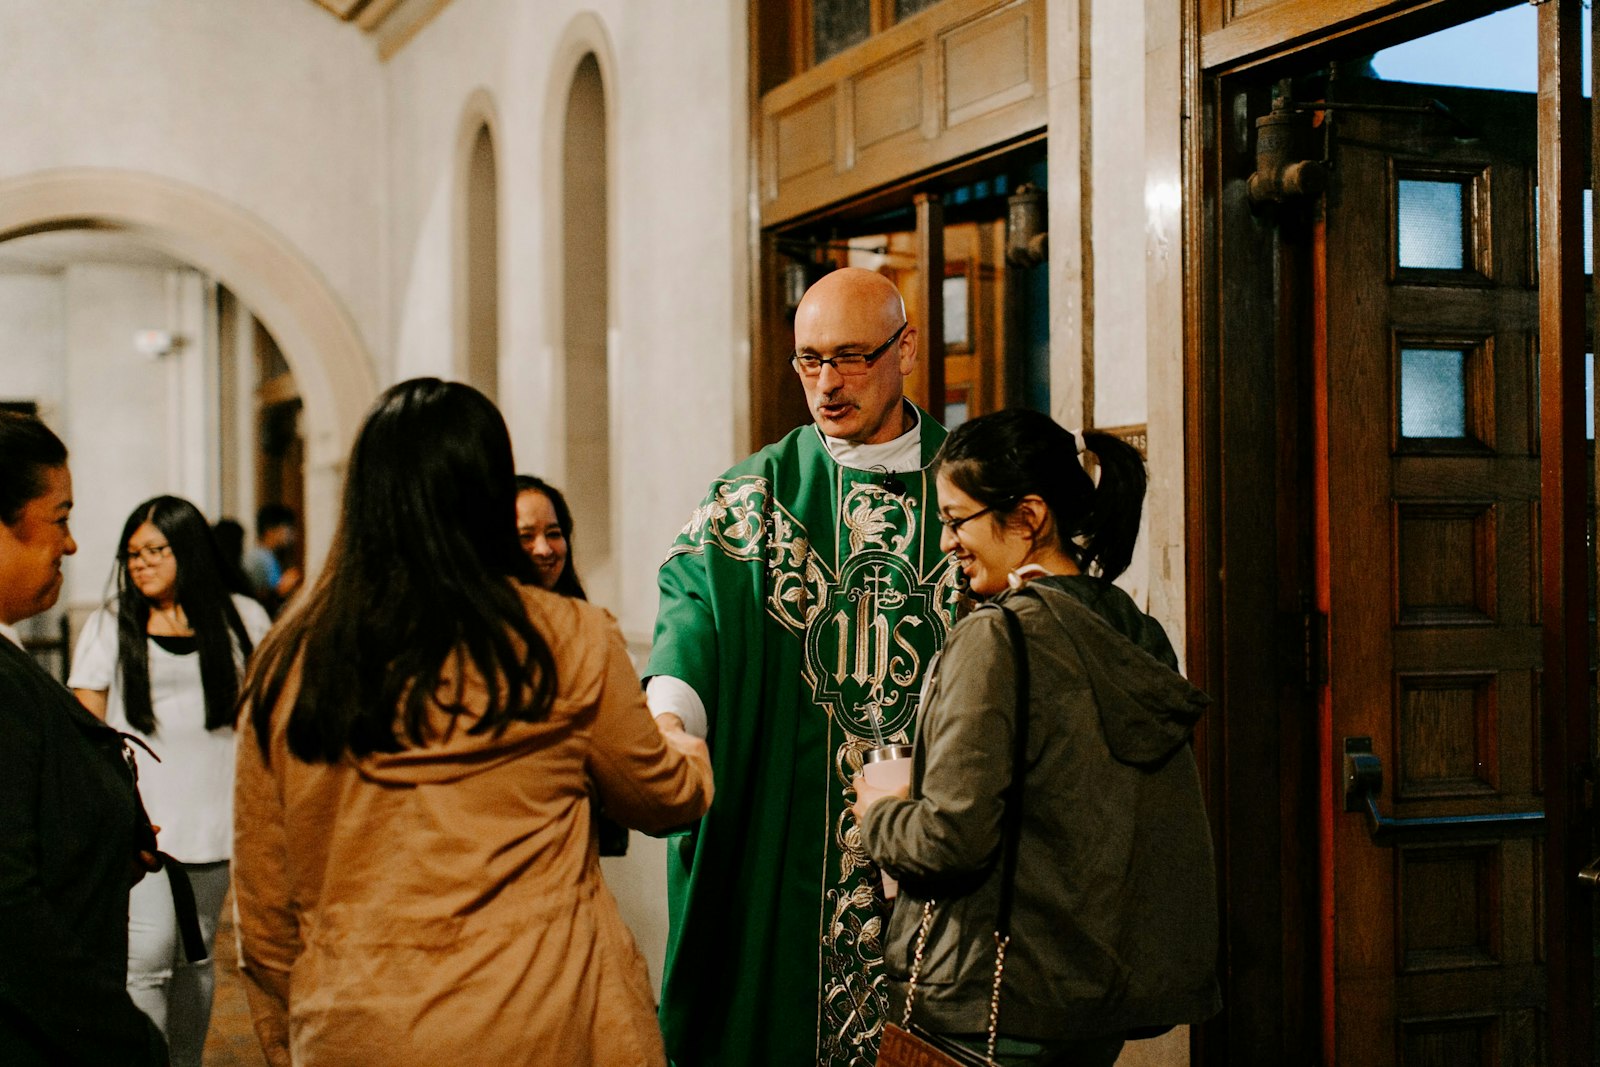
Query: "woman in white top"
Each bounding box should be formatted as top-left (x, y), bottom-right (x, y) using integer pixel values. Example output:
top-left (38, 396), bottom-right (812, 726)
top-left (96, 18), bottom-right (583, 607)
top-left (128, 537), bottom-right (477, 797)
top-left (70, 495), bottom-right (271, 1067)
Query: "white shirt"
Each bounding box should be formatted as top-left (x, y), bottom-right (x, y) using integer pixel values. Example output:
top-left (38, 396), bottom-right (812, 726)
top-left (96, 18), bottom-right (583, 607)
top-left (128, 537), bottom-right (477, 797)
top-left (0, 621), bottom-right (20, 649)
top-left (648, 408), bottom-right (928, 738)
top-left (68, 595), bottom-right (272, 863)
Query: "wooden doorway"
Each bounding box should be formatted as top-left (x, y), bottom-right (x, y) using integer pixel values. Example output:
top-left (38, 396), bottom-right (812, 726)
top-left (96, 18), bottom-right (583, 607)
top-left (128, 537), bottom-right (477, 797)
top-left (1319, 75), bottom-right (1559, 1066)
top-left (1189, 2), bottom-right (1597, 1063)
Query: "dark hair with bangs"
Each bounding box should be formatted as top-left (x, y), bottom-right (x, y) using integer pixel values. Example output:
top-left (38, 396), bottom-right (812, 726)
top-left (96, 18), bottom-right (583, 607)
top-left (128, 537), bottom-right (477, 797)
top-left (243, 378), bottom-right (555, 763)
top-left (0, 411), bottom-right (68, 526)
top-left (514, 474), bottom-right (586, 600)
top-left (934, 409), bottom-right (1147, 582)
top-left (114, 496), bottom-right (255, 734)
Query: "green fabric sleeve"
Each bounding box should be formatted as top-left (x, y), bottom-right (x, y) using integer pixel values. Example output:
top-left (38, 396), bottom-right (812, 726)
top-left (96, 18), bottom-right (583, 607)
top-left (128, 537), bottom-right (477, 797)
top-left (645, 548), bottom-right (720, 732)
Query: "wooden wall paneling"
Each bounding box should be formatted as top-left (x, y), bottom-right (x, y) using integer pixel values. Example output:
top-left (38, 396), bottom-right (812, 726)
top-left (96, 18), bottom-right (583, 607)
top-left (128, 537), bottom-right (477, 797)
top-left (942, 2), bottom-right (1037, 127)
top-left (1534, 2), bottom-right (1593, 1062)
top-left (774, 89), bottom-right (840, 187)
top-left (852, 49), bottom-right (926, 155)
top-left (760, 0), bottom-right (1046, 226)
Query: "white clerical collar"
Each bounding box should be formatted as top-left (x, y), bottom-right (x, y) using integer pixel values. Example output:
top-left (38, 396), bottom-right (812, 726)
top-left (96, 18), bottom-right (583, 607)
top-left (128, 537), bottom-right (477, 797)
top-left (820, 404), bottom-right (924, 474)
top-left (0, 621), bottom-right (21, 650)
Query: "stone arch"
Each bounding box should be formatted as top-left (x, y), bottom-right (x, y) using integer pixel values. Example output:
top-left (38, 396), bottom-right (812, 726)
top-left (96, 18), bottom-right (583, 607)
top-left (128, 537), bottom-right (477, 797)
top-left (0, 167), bottom-right (378, 565)
top-left (544, 15), bottom-right (618, 605)
top-left (454, 88), bottom-right (502, 401)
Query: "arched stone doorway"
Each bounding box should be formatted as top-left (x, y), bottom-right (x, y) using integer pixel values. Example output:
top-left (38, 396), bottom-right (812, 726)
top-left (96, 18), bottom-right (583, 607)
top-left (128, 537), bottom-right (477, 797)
top-left (0, 167), bottom-right (378, 566)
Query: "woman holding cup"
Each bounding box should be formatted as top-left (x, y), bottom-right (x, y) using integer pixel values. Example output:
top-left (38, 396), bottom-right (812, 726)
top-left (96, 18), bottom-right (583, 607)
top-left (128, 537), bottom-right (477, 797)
top-left (852, 410), bottom-right (1219, 1066)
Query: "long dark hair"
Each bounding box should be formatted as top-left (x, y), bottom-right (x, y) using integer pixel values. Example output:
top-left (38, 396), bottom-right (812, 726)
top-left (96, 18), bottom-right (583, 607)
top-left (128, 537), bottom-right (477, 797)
top-left (114, 496), bottom-right (255, 734)
top-left (934, 410), bottom-right (1147, 582)
top-left (0, 411), bottom-right (68, 526)
top-left (244, 378), bottom-right (556, 763)
top-left (515, 474), bottom-right (586, 600)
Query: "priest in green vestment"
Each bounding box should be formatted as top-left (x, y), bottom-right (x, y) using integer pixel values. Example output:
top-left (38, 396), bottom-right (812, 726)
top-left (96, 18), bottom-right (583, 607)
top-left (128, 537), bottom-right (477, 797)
top-left (646, 269), bottom-right (959, 1067)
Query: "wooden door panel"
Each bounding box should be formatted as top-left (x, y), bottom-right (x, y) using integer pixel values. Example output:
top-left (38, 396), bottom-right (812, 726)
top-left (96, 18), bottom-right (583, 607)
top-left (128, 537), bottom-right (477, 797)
top-left (1323, 78), bottom-right (1549, 1066)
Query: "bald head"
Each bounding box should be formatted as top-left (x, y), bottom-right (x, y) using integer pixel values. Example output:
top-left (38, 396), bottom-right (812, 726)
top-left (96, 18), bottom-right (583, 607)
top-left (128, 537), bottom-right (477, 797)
top-left (794, 267), bottom-right (906, 335)
top-left (791, 268), bottom-right (918, 445)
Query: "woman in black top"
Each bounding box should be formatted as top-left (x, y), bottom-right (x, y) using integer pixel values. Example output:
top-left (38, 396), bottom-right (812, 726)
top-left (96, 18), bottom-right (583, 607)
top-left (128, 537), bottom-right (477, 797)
top-left (0, 411), bottom-right (168, 1066)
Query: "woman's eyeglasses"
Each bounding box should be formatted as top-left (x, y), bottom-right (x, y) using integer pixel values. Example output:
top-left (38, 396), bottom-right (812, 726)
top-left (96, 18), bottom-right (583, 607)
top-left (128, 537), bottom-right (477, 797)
top-left (937, 507), bottom-right (995, 535)
top-left (123, 543), bottom-right (173, 565)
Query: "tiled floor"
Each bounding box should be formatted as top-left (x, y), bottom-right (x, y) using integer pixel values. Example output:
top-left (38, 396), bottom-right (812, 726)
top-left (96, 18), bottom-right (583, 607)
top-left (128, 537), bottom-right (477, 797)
top-left (201, 892), bottom-right (268, 1067)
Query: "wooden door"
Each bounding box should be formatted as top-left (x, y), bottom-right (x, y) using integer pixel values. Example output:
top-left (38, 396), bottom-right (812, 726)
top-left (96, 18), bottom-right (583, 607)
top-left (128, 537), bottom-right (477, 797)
top-left (1319, 80), bottom-right (1567, 1065)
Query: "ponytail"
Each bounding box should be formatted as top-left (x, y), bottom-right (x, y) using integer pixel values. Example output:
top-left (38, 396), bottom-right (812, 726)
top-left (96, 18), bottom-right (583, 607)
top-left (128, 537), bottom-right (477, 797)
top-left (1072, 431), bottom-right (1146, 582)
top-left (934, 411), bottom-right (1148, 582)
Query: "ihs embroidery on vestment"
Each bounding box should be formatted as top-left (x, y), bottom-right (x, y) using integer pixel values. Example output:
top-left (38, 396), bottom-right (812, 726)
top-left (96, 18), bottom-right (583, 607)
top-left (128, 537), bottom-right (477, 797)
top-left (666, 473), bottom-right (959, 1066)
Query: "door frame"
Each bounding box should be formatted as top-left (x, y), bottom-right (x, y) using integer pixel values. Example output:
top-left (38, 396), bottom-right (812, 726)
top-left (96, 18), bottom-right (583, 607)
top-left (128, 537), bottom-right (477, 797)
top-left (1183, 0), bottom-right (1596, 1062)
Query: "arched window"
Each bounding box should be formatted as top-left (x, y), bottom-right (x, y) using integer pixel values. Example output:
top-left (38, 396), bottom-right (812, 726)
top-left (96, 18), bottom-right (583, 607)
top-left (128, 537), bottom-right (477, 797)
top-left (562, 54), bottom-right (610, 566)
top-left (464, 121), bottom-right (499, 400)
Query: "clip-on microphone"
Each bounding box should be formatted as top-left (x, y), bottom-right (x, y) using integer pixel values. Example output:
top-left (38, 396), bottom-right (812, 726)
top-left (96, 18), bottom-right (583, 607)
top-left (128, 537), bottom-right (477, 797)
top-left (876, 469), bottom-right (907, 496)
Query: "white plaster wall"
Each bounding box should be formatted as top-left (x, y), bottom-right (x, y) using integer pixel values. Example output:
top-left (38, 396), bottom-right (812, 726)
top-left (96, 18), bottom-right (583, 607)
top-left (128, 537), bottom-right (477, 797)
top-left (60, 265), bottom-right (215, 615)
top-left (383, 0), bottom-right (747, 992)
top-left (2, 0), bottom-right (386, 370)
top-left (0, 274), bottom-right (66, 418)
top-left (1048, 0), bottom-right (1187, 670)
top-left (384, 0), bottom-right (746, 640)
top-left (2, 0), bottom-right (386, 566)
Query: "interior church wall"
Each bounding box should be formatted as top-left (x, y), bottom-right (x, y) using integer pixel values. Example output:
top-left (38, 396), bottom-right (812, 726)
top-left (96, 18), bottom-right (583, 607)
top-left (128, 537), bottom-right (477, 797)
top-left (0, 274), bottom-right (66, 422)
top-left (380, 0), bottom-right (749, 651)
top-left (58, 266), bottom-right (212, 614)
top-left (1049, 0), bottom-right (1188, 671)
top-left (0, 0), bottom-right (387, 573)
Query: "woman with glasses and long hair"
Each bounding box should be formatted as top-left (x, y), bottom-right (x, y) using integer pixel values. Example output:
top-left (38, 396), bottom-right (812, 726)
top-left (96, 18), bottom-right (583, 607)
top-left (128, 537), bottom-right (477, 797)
top-left (233, 378), bottom-right (712, 1067)
top-left (69, 494), bottom-right (271, 1067)
top-left (851, 409), bottom-right (1219, 1066)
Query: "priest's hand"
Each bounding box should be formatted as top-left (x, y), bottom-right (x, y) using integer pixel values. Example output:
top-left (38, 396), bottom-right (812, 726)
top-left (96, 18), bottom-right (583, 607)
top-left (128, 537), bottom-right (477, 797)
top-left (657, 716), bottom-right (709, 765)
top-left (850, 772), bottom-right (907, 823)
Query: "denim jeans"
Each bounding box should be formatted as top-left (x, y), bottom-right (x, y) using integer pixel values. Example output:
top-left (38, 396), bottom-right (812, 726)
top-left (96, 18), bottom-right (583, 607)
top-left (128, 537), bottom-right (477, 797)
top-left (126, 860), bottom-right (230, 1067)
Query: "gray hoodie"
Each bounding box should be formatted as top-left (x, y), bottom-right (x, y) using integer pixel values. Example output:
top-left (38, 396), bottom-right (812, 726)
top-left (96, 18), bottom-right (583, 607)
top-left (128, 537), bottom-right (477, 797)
top-left (861, 575), bottom-right (1221, 1041)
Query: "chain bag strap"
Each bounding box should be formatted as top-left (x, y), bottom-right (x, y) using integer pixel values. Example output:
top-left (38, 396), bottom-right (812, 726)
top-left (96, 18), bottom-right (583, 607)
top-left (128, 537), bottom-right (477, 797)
top-left (878, 603), bottom-right (1031, 1067)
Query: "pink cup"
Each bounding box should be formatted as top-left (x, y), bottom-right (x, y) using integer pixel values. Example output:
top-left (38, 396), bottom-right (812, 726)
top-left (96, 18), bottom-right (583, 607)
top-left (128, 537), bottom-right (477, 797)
top-left (862, 744), bottom-right (914, 898)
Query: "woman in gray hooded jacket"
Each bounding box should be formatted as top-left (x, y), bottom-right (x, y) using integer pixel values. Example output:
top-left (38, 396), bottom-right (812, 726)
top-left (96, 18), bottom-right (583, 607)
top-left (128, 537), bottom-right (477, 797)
top-left (854, 410), bottom-right (1220, 1066)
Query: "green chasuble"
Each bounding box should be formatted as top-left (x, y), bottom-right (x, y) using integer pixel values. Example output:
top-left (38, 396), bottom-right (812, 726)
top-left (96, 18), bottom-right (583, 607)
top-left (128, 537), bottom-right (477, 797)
top-left (649, 414), bottom-right (958, 1067)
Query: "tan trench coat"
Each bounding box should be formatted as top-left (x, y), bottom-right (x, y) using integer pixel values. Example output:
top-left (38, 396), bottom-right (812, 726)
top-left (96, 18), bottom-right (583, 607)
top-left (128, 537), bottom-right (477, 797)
top-left (233, 587), bottom-right (712, 1067)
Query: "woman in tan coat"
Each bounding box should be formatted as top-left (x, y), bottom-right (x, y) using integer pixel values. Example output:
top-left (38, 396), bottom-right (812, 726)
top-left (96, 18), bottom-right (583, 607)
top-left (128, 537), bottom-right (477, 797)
top-left (232, 378), bottom-right (712, 1067)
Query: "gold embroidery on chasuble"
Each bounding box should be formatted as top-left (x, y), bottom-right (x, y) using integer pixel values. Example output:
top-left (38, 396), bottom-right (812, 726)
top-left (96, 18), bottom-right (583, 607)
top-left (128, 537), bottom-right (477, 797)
top-left (666, 474), bottom-right (957, 1067)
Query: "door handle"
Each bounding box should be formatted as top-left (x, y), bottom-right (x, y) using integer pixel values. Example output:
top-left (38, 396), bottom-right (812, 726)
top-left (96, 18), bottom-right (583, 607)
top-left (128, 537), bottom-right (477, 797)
top-left (1581, 856), bottom-right (1600, 889)
top-left (1342, 737), bottom-right (1546, 844)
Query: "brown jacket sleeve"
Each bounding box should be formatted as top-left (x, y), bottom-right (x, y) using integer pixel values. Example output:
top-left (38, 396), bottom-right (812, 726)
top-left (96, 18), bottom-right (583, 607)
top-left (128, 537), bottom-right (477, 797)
top-left (232, 723), bottom-right (298, 1067)
top-left (585, 622), bottom-right (713, 833)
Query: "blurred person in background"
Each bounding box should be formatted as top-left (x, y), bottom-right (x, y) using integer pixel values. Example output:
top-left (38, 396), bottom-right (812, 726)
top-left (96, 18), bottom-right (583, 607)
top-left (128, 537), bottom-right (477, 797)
top-left (244, 504), bottom-right (301, 617)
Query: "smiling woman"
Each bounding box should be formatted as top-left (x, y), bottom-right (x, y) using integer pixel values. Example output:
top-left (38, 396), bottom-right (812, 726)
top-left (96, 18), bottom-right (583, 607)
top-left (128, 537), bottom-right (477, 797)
top-left (0, 410), bottom-right (168, 1066)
